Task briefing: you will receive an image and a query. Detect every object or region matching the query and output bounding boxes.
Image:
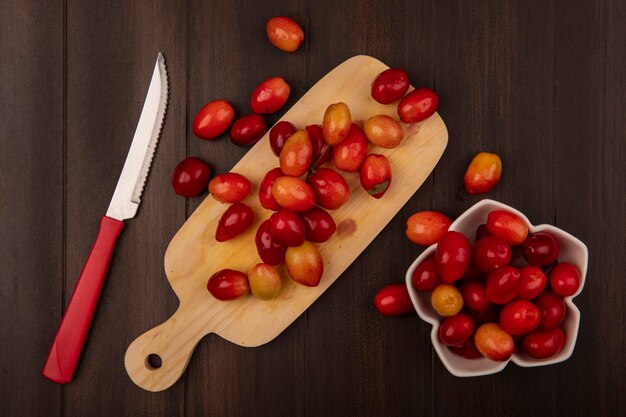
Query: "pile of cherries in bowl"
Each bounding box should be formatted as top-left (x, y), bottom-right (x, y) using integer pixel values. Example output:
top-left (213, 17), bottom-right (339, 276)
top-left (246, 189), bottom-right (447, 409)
top-left (406, 200), bottom-right (587, 375)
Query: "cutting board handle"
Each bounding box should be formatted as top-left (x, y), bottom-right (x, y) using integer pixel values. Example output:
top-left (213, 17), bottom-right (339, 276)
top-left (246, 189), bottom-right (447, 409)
top-left (124, 302), bottom-right (209, 392)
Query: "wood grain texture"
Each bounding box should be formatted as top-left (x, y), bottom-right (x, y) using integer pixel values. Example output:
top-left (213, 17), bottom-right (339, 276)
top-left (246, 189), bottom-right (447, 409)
top-left (63, 1), bottom-right (187, 416)
top-left (0, 1), bottom-right (63, 417)
top-left (184, 2), bottom-right (310, 416)
top-left (125, 55), bottom-right (448, 392)
top-left (553, 0), bottom-right (625, 415)
top-left (304, 2), bottom-right (437, 416)
top-left (432, 2), bottom-right (562, 416)
top-left (1, 0), bottom-right (624, 415)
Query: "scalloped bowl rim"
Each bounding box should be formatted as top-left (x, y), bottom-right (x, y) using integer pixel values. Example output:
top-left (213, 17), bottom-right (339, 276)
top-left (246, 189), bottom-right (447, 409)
top-left (405, 199), bottom-right (588, 377)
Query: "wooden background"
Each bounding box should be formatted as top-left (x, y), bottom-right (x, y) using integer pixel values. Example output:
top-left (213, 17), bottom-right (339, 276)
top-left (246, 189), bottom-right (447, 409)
top-left (1, 0), bottom-right (624, 416)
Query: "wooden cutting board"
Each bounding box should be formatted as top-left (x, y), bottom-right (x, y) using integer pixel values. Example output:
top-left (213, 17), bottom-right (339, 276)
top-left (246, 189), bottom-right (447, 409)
top-left (125, 55), bottom-right (448, 392)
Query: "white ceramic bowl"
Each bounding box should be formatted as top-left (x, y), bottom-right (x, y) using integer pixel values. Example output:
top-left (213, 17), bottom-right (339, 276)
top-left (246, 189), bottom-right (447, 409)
top-left (405, 199), bottom-right (588, 377)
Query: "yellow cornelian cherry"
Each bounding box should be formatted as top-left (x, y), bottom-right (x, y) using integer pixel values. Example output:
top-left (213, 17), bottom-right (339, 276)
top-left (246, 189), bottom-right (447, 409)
top-left (322, 102), bottom-right (352, 145)
top-left (431, 284), bottom-right (464, 316)
top-left (464, 152), bottom-right (502, 194)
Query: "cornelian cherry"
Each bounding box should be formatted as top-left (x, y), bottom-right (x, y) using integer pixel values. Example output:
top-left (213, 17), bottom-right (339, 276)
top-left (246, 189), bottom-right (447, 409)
top-left (485, 266), bottom-right (521, 304)
top-left (370, 68), bottom-right (410, 104)
top-left (438, 313), bottom-right (475, 347)
top-left (307, 168), bottom-right (350, 210)
top-left (397, 88), bottom-right (438, 123)
top-left (272, 176), bottom-right (316, 212)
top-left (517, 266), bottom-right (548, 300)
top-left (522, 232), bottom-right (560, 266)
top-left (250, 77), bottom-right (290, 114)
top-left (269, 121), bottom-right (296, 156)
top-left (405, 211), bottom-right (452, 246)
top-left (499, 300), bottom-right (540, 335)
top-left (255, 220), bottom-right (287, 266)
top-left (435, 231), bottom-right (471, 284)
top-left (207, 269), bottom-right (249, 300)
top-left (486, 210), bottom-right (529, 246)
top-left (266, 16), bottom-right (304, 52)
top-left (258, 168), bottom-right (283, 210)
top-left (472, 236), bottom-right (512, 273)
top-left (522, 327), bottom-right (565, 359)
top-left (229, 114), bottom-right (266, 146)
top-left (215, 202), bottom-right (254, 242)
top-left (270, 209), bottom-right (307, 247)
top-left (301, 207), bottom-right (336, 243)
top-left (209, 173), bottom-right (251, 203)
top-left (534, 291), bottom-right (566, 328)
top-left (171, 157), bottom-right (210, 197)
top-left (464, 152), bottom-right (502, 195)
top-left (549, 262), bottom-right (581, 296)
top-left (411, 255), bottom-right (440, 292)
top-left (359, 154), bottom-right (392, 199)
top-left (460, 281), bottom-right (492, 312)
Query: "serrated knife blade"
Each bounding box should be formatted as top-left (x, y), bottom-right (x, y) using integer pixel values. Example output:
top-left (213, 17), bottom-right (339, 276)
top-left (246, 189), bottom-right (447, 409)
top-left (42, 53), bottom-right (169, 384)
top-left (107, 52), bottom-right (168, 220)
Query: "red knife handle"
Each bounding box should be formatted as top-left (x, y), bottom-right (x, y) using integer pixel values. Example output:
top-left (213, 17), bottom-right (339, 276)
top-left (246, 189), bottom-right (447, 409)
top-left (42, 216), bottom-right (124, 384)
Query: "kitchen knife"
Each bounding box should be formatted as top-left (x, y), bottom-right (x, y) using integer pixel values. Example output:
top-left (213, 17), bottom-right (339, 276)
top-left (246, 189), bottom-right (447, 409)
top-left (42, 53), bottom-right (168, 384)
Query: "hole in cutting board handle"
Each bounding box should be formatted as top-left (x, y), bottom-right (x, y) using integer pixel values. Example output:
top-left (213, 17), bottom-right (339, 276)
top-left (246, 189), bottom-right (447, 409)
top-left (146, 354), bottom-right (162, 370)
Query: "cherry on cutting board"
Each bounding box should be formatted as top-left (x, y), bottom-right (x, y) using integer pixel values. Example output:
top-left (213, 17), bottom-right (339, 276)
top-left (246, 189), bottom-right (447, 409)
top-left (307, 124), bottom-right (332, 168)
top-left (215, 202), bottom-right (254, 242)
top-left (209, 172), bottom-right (251, 203)
top-left (255, 220), bottom-right (287, 266)
top-left (269, 121), bottom-right (297, 156)
top-left (301, 207), bottom-right (336, 243)
top-left (322, 102), bottom-right (352, 145)
top-left (248, 263), bottom-right (282, 300)
top-left (279, 129), bottom-right (313, 177)
top-left (332, 124), bottom-right (368, 172)
top-left (270, 209), bottom-right (307, 247)
top-left (359, 154), bottom-right (392, 199)
top-left (370, 68), bottom-right (410, 104)
top-left (272, 176), bottom-right (316, 212)
top-left (363, 115), bottom-right (404, 149)
top-left (307, 168), bottom-right (350, 210)
top-left (397, 87), bottom-right (438, 123)
top-left (207, 269), bottom-right (250, 300)
top-left (285, 241), bottom-right (324, 287)
top-left (258, 168), bottom-right (283, 210)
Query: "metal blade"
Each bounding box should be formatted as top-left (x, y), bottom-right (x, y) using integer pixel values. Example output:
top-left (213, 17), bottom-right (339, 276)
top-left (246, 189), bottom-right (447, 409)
top-left (106, 53), bottom-right (169, 221)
